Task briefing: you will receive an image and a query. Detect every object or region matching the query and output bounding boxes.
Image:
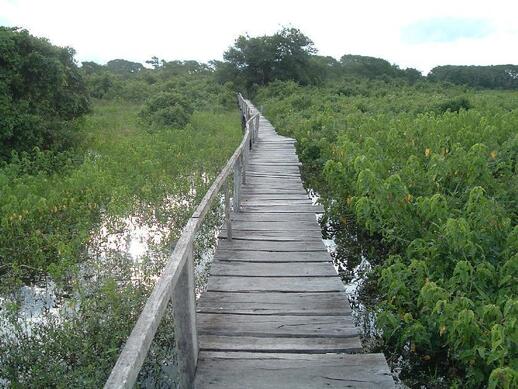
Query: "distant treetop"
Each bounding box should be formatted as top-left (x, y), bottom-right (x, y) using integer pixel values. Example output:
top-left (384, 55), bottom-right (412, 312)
top-left (428, 65), bottom-right (518, 89)
top-left (218, 27), bottom-right (318, 89)
top-left (106, 59), bottom-right (144, 74)
top-left (215, 27), bottom-right (425, 91)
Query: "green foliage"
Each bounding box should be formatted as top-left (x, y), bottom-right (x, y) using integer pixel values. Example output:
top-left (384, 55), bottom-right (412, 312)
top-left (79, 58), bottom-right (235, 110)
top-left (139, 91), bottom-right (193, 128)
top-left (216, 28), bottom-right (424, 90)
top-left (0, 98), bottom-right (241, 281)
top-left (256, 79), bottom-right (518, 387)
top-left (106, 59), bottom-right (144, 75)
top-left (0, 278), bottom-right (148, 387)
top-left (218, 27), bottom-right (317, 89)
top-left (340, 55), bottom-right (422, 82)
top-left (0, 27), bottom-right (90, 160)
top-left (429, 65), bottom-right (518, 89)
top-left (436, 96), bottom-right (472, 113)
top-left (0, 96), bottom-right (242, 385)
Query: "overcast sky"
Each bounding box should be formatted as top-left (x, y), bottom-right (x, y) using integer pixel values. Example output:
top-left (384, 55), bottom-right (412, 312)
top-left (1, 0), bottom-right (517, 74)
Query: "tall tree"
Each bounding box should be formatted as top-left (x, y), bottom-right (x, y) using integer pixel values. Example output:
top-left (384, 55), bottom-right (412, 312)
top-left (106, 59), bottom-right (144, 75)
top-left (0, 27), bottom-right (89, 159)
top-left (220, 27), bottom-right (317, 89)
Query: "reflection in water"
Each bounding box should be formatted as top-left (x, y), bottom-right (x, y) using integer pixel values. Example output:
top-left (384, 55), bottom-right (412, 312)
top-left (310, 191), bottom-right (379, 340)
top-left (0, 187), bottom-right (223, 387)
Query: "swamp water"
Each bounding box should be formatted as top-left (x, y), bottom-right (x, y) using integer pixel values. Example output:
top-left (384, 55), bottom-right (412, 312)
top-left (2, 187), bottom-right (399, 387)
top-left (0, 189), bottom-right (223, 388)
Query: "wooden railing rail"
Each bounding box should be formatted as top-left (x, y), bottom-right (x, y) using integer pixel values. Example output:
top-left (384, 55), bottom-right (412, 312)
top-left (104, 94), bottom-right (258, 389)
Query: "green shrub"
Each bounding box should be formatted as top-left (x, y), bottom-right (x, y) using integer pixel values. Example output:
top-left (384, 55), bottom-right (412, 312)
top-left (139, 91), bottom-right (194, 128)
top-left (436, 96), bottom-right (472, 113)
top-left (256, 81), bottom-right (518, 387)
top-left (0, 27), bottom-right (90, 160)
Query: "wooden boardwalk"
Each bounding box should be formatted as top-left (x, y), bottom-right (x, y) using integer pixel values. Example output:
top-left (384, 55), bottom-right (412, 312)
top-left (104, 96), bottom-right (394, 389)
top-left (194, 109), bottom-right (394, 388)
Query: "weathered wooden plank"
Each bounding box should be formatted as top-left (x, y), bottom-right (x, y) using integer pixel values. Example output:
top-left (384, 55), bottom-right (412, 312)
top-left (249, 175), bottom-right (300, 179)
top-left (243, 181), bottom-right (304, 188)
top-left (241, 185), bottom-right (306, 191)
top-left (247, 162), bottom-right (302, 166)
top-left (196, 292), bottom-right (351, 316)
top-left (230, 212), bottom-right (318, 222)
top-left (241, 190), bottom-right (309, 197)
top-left (227, 221), bottom-right (318, 231)
top-left (241, 194), bottom-right (311, 200)
top-left (219, 230), bottom-right (322, 240)
top-left (194, 352), bottom-right (395, 389)
top-left (241, 205), bottom-right (324, 213)
top-left (217, 239), bottom-right (326, 252)
top-left (197, 314), bottom-right (358, 338)
top-left (224, 180), bottom-right (232, 241)
top-left (173, 250), bottom-right (198, 388)
top-left (219, 229), bottom-right (322, 241)
top-left (214, 250), bottom-right (330, 262)
top-left (209, 261), bottom-right (335, 277)
top-left (247, 163), bottom-right (300, 169)
top-left (191, 98), bottom-right (393, 389)
top-left (198, 335), bottom-right (362, 353)
top-left (233, 155), bottom-right (242, 211)
top-left (241, 199), bottom-right (314, 206)
top-left (246, 170), bottom-right (301, 176)
top-left (248, 157), bottom-right (299, 161)
top-left (206, 276), bottom-right (345, 293)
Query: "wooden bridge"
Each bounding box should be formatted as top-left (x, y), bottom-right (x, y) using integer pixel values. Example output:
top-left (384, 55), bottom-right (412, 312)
top-left (105, 96), bottom-right (394, 388)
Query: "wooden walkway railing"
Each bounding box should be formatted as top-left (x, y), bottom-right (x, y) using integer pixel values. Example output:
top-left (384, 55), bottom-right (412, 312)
top-left (104, 94), bottom-right (259, 388)
top-left (106, 95), bottom-right (394, 389)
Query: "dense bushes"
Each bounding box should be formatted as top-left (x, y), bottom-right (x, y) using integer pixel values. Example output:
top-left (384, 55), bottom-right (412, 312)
top-left (0, 27), bottom-right (90, 160)
top-left (257, 80), bottom-right (518, 388)
top-left (139, 91), bottom-right (193, 127)
top-left (0, 29), bottom-right (244, 386)
top-left (436, 96), bottom-right (472, 113)
top-left (214, 28), bottom-right (425, 92)
top-left (429, 65), bottom-right (518, 89)
top-left (0, 102), bottom-right (242, 386)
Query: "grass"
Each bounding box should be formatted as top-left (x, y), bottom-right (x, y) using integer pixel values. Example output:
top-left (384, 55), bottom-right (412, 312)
top-left (0, 99), bottom-right (242, 387)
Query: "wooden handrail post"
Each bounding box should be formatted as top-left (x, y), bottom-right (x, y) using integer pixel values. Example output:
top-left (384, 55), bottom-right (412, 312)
top-left (254, 114), bottom-right (260, 143)
top-left (242, 136), bottom-right (248, 185)
top-left (224, 180), bottom-right (232, 241)
top-left (250, 120), bottom-right (254, 146)
top-left (233, 155), bottom-right (242, 212)
top-left (172, 245), bottom-right (198, 389)
top-left (105, 95), bottom-right (256, 389)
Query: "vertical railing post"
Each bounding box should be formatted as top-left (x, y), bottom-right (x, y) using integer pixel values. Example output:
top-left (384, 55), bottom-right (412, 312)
top-left (172, 246), bottom-right (198, 389)
top-left (233, 155), bottom-right (242, 212)
top-left (224, 180), bottom-right (232, 241)
top-left (242, 149), bottom-right (247, 185)
top-left (249, 118), bottom-right (254, 146)
top-left (254, 114), bottom-right (260, 143)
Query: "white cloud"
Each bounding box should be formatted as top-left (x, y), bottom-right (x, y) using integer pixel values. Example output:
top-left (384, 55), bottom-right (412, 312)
top-left (1, 0), bottom-right (517, 73)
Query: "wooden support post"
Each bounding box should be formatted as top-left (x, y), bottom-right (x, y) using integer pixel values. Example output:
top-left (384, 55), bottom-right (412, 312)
top-left (251, 123), bottom-right (255, 149)
top-left (255, 114), bottom-right (260, 142)
top-left (233, 155), bottom-right (241, 212)
top-left (172, 248), bottom-right (198, 389)
top-left (249, 120), bottom-right (254, 146)
top-left (224, 180), bottom-right (232, 241)
top-left (242, 144), bottom-right (247, 185)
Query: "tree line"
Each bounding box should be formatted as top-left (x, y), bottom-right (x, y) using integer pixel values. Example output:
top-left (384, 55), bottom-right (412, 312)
top-left (2, 25), bottom-right (517, 162)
